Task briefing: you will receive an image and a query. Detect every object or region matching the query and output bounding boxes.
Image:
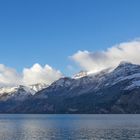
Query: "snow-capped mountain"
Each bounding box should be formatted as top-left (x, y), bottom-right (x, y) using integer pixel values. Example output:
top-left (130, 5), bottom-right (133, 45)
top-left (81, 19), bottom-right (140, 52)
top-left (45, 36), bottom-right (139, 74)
top-left (0, 87), bottom-right (17, 95)
top-left (39, 66), bottom-right (113, 97)
top-left (0, 83), bottom-right (48, 101)
top-left (30, 62), bottom-right (140, 113)
top-left (28, 83), bottom-right (48, 93)
top-left (0, 85), bottom-right (33, 101)
top-left (0, 85), bottom-right (33, 96)
top-left (1, 62), bottom-right (140, 114)
top-left (73, 71), bottom-right (88, 79)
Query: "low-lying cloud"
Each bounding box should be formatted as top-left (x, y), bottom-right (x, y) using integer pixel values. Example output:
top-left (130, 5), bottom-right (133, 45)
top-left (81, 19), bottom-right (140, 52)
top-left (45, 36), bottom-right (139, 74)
top-left (71, 40), bottom-right (140, 72)
top-left (0, 64), bottom-right (62, 87)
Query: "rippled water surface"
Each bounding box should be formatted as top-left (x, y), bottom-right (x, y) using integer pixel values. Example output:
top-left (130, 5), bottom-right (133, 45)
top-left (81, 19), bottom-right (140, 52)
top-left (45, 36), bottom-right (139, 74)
top-left (0, 114), bottom-right (140, 140)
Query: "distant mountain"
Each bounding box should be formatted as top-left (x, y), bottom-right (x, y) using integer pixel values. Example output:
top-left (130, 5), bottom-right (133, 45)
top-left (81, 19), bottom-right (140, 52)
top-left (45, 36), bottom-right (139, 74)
top-left (0, 83), bottom-right (48, 101)
top-left (1, 62), bottom-right (140, 114)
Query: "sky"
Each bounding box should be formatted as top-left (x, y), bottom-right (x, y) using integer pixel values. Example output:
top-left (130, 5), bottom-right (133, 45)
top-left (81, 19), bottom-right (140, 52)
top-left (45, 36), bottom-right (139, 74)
top-left (0, 0), bottom-right (140, 86)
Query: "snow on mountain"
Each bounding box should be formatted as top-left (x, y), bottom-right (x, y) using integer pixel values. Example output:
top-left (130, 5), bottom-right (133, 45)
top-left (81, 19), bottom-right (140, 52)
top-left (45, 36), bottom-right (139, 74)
top-left (73, 71), bottom-right (88, 79)
top-left (17, 85), bottom-right (36, 95)
top-left (105, 62), bottom-right (140, 87)
top-left (0, 85), bottom-right (32, 96)
top-left (0, 87), bottom-right (17, 95)
top-left (45, 77), bottom-right (74, 92)
top-left (0, 85), bottom-right (35, 95)
top-left (28, 83), bottom-right (48, 94)
top-left (125, 80), bottom-right (140, 90)
top-left (0, 83), bottom-right (49, 101)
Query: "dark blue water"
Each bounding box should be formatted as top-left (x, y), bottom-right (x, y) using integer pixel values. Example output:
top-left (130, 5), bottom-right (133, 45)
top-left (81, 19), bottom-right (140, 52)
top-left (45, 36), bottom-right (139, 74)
top-left (0, 114), bottom-right (140, 140)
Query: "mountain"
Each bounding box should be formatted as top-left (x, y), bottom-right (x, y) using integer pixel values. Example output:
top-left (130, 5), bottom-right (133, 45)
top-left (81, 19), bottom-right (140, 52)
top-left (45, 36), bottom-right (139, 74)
top-left (0, 83), bottom-right (48, 101)
top-left (73, 71), bottom-right (88, 79)
top-left (28, 83), bottom-right (49, 94)
top-left (0, 62), bottom-right (140, 114)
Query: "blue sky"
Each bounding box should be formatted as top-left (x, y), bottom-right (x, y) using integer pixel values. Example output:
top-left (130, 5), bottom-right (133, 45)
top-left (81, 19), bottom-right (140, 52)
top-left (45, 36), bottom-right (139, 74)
top-left (0, 0), bottom-right (140, 76)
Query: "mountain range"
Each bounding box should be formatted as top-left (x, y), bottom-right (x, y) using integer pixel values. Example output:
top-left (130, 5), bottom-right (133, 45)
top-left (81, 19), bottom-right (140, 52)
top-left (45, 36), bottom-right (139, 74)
top-left (0, 62), bottom-right (140, 114)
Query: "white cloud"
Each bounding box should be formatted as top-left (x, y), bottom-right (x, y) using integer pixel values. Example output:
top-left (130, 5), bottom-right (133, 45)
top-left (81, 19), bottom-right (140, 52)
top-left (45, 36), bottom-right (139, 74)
top-left (0, 64), bottom-right (22, 87)
top-left (1, 39), bottom-right (140, 87)
top-left (71, 40), bottom-right (140, 72)
top-left (0, 64), bottom-right (62, 87)
top-left (23, 63), bottom-right (62, 85)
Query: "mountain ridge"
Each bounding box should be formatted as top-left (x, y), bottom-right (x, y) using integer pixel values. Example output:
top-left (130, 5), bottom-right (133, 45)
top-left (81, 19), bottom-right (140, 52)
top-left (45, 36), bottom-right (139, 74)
top-left (0, 62), bottom-right (140, 113)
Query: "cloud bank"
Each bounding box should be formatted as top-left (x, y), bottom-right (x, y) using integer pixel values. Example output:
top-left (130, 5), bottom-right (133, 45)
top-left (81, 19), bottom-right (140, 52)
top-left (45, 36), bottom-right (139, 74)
top-left (71, 40), bottom-right (140, 72)
top-left (1, 40), bottom-right (140, 87)
top-left (0, 64), bottom-right (62, 87)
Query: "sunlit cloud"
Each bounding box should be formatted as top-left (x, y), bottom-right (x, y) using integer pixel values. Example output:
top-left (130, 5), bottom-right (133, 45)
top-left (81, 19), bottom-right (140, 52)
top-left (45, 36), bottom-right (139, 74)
top-left (23, 63), bottom-right (62, 85)
top-left (71, 40), bottom-right (140, 72)
top-left (0, 64), bottom-right (62, 87)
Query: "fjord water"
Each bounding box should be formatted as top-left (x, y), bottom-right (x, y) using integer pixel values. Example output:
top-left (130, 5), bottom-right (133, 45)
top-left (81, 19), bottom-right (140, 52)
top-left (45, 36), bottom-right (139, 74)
top-left (0, 115), bottom-right (140, 140)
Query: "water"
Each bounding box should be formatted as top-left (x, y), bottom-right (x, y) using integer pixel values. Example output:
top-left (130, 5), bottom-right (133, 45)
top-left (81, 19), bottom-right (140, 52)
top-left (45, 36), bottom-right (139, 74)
top-left (0, 114), bottom-right (140, 140)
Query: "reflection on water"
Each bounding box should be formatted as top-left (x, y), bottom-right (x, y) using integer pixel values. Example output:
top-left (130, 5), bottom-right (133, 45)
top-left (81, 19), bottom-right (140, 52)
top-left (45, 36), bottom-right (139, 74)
top-left (0, 114), bottom-right (140, 140)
